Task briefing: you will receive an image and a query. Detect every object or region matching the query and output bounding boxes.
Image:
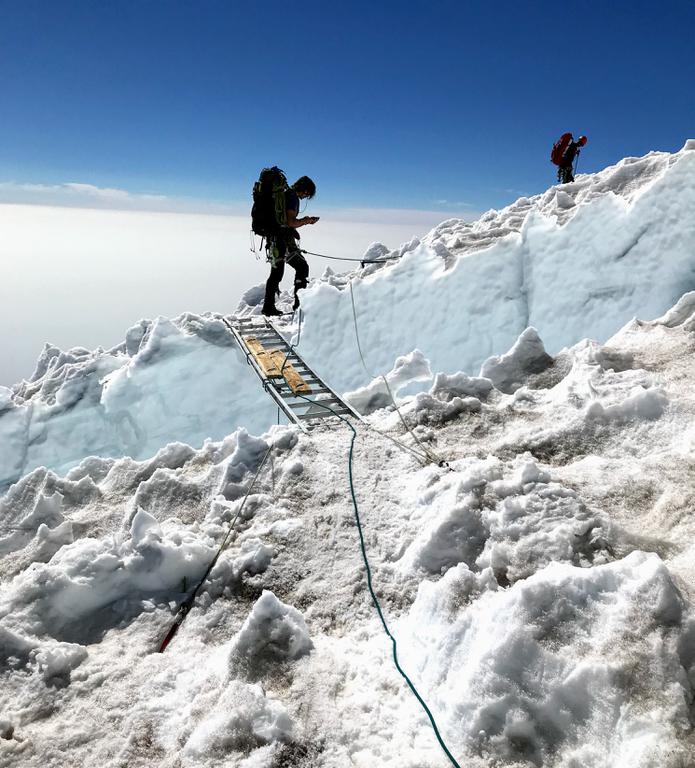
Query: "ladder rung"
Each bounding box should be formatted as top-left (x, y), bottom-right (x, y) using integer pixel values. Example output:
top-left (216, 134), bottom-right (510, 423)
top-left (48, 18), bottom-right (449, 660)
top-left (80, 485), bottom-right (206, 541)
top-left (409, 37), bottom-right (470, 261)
top-left (226, 317), bottom-right (357, 428)
top-left (264, 365), bottom-right (318, 383)
top-left (276, 378), bottom-right (317, 387)
top-left (285, 394), bottom-right (337, 404)
top-left (301, 401), bottom-right (346, 411)
top-left (286, 399), bottom-right (340, 410)
top-left (287, 402), bottom-right (318, 410)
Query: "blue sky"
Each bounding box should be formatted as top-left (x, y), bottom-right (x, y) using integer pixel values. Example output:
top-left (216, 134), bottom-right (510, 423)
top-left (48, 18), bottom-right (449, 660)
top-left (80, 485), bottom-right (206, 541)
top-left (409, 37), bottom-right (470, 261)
top-left (1, 0), bottom-right (693, 213)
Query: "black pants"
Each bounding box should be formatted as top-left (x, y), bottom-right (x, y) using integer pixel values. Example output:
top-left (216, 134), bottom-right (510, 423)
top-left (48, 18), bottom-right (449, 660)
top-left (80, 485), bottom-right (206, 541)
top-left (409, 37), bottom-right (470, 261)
top-left (263, 233), bottom-right (309, 310)
top-left (558, 165), bottom-right (574, 184)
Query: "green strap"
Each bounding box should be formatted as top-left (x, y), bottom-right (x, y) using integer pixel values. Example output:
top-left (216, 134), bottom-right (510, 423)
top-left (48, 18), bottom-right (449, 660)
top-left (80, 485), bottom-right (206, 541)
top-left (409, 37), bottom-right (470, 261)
top-left (274, 181), bottom-right (287, 227)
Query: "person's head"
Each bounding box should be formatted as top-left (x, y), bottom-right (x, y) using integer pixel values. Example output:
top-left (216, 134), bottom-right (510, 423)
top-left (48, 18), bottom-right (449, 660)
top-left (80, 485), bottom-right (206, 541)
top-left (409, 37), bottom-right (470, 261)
top-left (577, 135), bottom-right (588, 146)
top-left (293, 176), bottom-right (316, 199)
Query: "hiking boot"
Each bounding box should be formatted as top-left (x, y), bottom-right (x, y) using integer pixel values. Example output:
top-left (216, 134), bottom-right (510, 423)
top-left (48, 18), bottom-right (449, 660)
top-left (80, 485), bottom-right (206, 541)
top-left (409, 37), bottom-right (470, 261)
top-left (262, 306), bottom-right (284, 317)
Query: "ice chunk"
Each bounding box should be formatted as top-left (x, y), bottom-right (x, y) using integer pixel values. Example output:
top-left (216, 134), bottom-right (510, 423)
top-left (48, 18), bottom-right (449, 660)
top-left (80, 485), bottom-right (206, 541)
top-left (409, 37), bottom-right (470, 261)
top-left (34, 642), bottom-right (87, 684)
top-left (652, 291), bottom-right (695, 328)
top-left (129, 508), bottom-right (163, 548)
top-left (429, 372), bottom-right (493, 401)
top-left (184, 681), bottom-right (292, 755)
top-left (344, 349), bottom-right (432, 414)
top-left (586, 386), bottom-right (667, 423)
top-left (229, 590), bottom-right (313, 672)
top-left (401, 552), bottom-right (689, 764)
top-left (481, 327), bottom-right (553, 394)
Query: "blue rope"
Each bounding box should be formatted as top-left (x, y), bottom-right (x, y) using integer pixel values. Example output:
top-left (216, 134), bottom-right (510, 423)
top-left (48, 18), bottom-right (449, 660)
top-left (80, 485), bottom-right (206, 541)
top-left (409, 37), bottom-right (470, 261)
top-left (222, 316), bottom-right (461, 764)
top-left (295, 393), bottom-right (462, 768)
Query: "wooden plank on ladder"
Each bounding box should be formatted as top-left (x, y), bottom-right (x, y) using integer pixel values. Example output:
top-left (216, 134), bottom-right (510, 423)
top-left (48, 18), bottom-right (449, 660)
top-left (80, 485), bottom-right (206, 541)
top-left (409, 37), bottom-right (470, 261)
top-left (269, 350), bottom-right (312, 394)
top-left (244, 337), bottom-right (283, 378)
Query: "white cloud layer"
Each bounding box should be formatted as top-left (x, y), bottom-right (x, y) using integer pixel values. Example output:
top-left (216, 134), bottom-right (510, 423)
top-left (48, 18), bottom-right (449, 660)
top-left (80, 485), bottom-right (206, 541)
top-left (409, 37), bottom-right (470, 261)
top-left (0, 181), bottom-right (479, 223)
top-left (0, 181), bottom-right (230, 214)
top-left (0, 181), bottom-right (479, 386)
top-left (0, 201), bottom-right (461, 387)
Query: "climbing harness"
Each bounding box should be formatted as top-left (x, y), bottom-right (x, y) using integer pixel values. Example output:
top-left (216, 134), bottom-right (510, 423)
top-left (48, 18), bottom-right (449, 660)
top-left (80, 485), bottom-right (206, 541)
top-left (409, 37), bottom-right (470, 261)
top-left (157, 443), bottom-right (274, 653)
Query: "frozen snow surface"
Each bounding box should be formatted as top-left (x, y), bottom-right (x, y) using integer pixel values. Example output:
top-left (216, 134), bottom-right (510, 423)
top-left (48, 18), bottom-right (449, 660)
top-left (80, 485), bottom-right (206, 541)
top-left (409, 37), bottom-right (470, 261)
top-left (0, 314), bottom-right (279, 490)
top-left (2, 144), bottom-right (695, 767)
top-left (293, 141), bottom-right (695, 394)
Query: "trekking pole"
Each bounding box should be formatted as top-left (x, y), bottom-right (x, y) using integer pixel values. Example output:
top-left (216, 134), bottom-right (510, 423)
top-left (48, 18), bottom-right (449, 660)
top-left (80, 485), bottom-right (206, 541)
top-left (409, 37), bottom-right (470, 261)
top-left (574, 151), bottom-right (580, 177)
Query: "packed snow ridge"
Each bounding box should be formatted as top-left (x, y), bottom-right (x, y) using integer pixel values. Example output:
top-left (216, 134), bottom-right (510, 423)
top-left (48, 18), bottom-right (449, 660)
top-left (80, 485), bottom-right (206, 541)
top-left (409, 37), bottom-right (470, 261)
top-left (1, 142), bottom-right (695, 768)
top-left (3, 141), bottom-right (695, 488)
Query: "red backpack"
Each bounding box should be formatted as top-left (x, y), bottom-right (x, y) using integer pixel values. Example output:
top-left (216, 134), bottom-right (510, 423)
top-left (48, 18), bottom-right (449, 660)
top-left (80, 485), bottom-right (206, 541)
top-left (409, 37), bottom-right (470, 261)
top-left (550, 133), bottom-right (573, 165)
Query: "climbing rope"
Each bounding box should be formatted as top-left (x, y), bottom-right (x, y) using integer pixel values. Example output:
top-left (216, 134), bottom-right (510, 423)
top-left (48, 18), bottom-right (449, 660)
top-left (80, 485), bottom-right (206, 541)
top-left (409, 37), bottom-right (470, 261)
top-left (158, 443), bottom-right (274, 652)
top-left (279, 308), bottom-right (303, 376)
top-left (216, 315), bottom-right (460, 763)
top-left (293, 392), bottom-right (462, 768)
top-left (274, 307), bottom-right (440, 468)
top-left (348, 279), bottom-right (450, 469)
top-left (300, 248), bottom-right (400, 266)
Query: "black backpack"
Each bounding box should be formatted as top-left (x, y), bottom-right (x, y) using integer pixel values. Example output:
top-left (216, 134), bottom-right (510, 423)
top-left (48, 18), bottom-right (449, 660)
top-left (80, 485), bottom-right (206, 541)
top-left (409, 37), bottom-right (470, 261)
top-left (251, 167), bottom-right (288, 237)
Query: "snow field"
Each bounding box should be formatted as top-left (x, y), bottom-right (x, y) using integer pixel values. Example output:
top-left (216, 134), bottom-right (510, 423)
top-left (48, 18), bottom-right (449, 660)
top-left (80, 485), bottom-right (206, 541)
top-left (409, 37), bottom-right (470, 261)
top-left (290, 142), bottom-right (695, 397)
top-left (2, 144), bottom-right (695, 766)
top-left (402, 551), bottom-right (689, 768)
top-left (3, 294), bottom-right (695, 766)
top-left (2, 142), bottom-right (694, 494)
top-left (0, 314), bottom-right (279, 490)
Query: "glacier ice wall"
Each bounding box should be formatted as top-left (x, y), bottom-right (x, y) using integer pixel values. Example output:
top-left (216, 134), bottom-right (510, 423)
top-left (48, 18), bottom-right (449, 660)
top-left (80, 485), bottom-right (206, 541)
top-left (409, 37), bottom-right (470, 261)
top-left (296, 143), bottom-right (695, 394)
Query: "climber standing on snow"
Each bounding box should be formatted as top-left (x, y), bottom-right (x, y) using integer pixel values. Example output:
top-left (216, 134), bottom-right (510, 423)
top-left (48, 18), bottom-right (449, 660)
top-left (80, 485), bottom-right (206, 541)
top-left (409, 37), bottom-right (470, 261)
top-left (551, 133), bottom-right (588, 184)
top-left (251, 168), bottom-right (319, 317)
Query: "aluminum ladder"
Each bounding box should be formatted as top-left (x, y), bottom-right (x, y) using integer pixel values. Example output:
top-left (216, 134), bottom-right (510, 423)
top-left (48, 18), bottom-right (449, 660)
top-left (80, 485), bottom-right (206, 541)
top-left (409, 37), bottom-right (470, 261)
top-left (223, 315), bottom-right (360, 429)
